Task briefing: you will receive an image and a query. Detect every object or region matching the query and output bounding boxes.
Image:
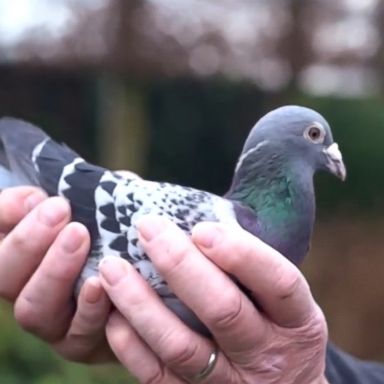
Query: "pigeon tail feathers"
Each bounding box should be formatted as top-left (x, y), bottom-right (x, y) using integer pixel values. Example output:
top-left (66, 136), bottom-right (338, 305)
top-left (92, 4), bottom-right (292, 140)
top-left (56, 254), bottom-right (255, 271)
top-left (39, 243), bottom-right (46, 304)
top-left (0, 117), bottom-right (81, 195)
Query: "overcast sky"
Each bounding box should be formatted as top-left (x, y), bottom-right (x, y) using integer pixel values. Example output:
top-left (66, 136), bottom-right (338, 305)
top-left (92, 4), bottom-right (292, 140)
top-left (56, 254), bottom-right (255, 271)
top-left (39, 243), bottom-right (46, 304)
top-left (0, 0), bottom-right (107, 44)
top-left (0, 0), bottom-right (378, 45)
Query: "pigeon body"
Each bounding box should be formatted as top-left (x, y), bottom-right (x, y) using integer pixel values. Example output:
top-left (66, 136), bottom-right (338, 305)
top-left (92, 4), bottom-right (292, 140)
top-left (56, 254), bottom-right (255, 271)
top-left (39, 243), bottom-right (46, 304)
top-left (0, 106), bottom-right (346, 334)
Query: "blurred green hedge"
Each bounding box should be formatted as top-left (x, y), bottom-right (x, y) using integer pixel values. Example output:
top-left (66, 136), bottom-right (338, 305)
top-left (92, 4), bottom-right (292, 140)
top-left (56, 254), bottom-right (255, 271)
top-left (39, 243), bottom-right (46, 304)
top-left (0, 302), bottom-right (135, 384)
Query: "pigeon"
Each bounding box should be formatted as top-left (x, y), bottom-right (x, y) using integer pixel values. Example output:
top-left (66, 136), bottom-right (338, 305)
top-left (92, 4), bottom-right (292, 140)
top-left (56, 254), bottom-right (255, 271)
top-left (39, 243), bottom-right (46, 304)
top-left (0, 106), bottom-right (346, 335)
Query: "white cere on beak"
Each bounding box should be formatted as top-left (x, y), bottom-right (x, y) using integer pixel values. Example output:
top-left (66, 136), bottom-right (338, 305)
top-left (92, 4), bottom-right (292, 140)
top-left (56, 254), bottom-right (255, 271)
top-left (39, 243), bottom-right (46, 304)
top-left (325, 143), bottom-right (343, 162)
top-left (323, 142), bottom-right (346, 181)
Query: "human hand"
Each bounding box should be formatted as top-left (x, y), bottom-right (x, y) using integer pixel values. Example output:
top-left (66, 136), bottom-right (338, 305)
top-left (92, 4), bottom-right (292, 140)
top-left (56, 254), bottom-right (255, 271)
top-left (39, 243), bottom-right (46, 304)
top-left (99, 216), bottom-right (328, 383)
top-left (0, 186), bottom-right (113, 363)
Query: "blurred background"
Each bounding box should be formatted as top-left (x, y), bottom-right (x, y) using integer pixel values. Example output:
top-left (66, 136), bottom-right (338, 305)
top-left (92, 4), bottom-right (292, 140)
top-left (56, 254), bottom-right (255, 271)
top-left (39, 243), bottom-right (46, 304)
top-left (1, 0), bottom-right (384, 382)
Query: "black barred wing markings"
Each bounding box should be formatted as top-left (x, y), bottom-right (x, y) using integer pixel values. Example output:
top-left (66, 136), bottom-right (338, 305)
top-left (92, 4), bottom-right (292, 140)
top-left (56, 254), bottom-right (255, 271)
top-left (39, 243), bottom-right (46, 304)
top-left (57, 158), bottom-right (104, 249)
top-left (57, 158), bottom-right (85, 195)
top-left (116, 178), bottom-right (240, 288)
top-left (117, 178), bottom-right (240, 258)
top-left (95, 171), bottom-right (122, 259)
top-left (57, 162), bottom-right (239, 290)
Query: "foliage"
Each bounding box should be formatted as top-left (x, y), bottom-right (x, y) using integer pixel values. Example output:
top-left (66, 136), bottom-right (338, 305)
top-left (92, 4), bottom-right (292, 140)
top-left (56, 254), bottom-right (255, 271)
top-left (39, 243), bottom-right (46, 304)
top-left (0, 302), bottom-right (136, 384)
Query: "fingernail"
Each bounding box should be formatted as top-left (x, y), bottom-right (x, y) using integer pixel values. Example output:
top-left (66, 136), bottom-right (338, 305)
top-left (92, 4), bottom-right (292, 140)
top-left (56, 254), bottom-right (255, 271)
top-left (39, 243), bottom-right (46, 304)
top-left (24, 191), bottom-right (46, 212)
top-left (84, 277), bottom-right (103, 303)
top-left (60, 224), bottom-right (85, 253)
top-left (38, 198), bottom-right (69, 226)
top-left (192, 222), bottom-right (222, 248)
top-left (137, 215), bottom-right (168, 241)
top-left (99, 256), bottom-right (128, 285)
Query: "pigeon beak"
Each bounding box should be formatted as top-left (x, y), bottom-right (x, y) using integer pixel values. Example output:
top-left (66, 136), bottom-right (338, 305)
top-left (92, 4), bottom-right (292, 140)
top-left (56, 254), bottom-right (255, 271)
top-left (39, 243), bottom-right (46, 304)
top-left (323, 143), bottom-right (346, 181)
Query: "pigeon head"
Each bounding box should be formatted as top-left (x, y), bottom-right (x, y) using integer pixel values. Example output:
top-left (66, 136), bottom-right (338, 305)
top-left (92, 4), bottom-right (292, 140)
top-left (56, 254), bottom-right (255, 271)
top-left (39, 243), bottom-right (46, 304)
top-left (238, 105), bottom-right (346, 181)
top-left (228, 105), bottom-right (346, 264)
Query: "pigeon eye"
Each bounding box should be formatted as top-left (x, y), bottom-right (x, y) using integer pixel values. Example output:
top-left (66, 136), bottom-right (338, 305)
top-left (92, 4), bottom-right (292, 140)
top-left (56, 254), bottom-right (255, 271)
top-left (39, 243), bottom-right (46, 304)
top-left (304, 124), bottom-right (325, 144)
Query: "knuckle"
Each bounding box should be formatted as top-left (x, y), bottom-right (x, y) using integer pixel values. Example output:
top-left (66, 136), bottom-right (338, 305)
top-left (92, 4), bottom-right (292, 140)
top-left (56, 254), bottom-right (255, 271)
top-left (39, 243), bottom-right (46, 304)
top-left (108, 331), bottom-right (127, 356)
top-left (153, 235), bottom-right (191, 274)
top-left (144, 366), bottom-right (167, 384)
top-left (106, 315), bottom-right (169, 383)
top-left (54, 342), bottom-right (87, 363)
top-left (14, 295), bottom-right (66, 342)
top-left (217, 233), bottom-right (263, 272)
top-left (58, 333), bottom-right (102, 363)
top-left (45, 260), bottom-right (81, 285)
top-left (106, 315), bottom-right (134, 355)
top-left (65, 322), bottom-right (94, 344)
top-left (303, 305), bottom-right (328, 341)
top-left (10, 224), bottom-right (45, 255)
top-left (165, 239), bottom-right (189, 266)
top-left (9, 227), bottom-right (31, 250)
top-left (14, 296), bottom-right (41, 333)
top-left (206, 288), bottom-right (243, 330)
top-left (73, 309), bottom-right (96, 332)
top-left (273, 265), bottom-right (303, 300)
top-left (217, 244), bottom-right (243, 271)
top-left (159, 331), bottom-right (199, 367)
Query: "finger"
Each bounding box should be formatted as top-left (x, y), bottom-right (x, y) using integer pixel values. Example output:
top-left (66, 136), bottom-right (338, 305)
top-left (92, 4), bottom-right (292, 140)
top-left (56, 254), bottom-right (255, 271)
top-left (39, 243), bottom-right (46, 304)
top-left (99, 256), bottom-right (230, 382)
top-left (54, 277), bottom-right (113, 363)
top-left (73, 277), bottom-right (111, 338)
top-left (192, 222), bottom-right (314, 328)
top-left (13, 222), bottom-right (89, 341)
top-left (0, 187), bottom-right (47, 233)
top-left (0, 197), bottom-right (71, 300)
top-left (137, 216), bottom-right (264, 362)
top-left (106, 311), bottom-right (183, 384)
